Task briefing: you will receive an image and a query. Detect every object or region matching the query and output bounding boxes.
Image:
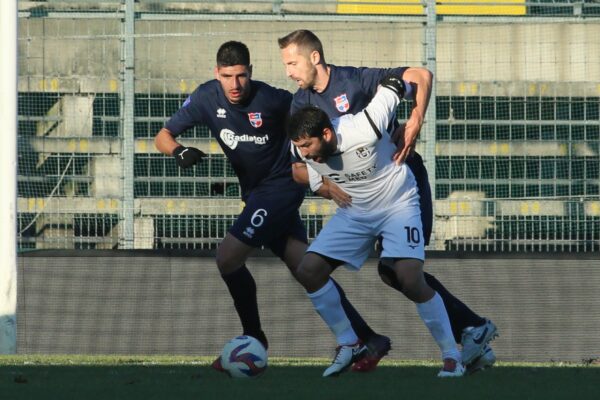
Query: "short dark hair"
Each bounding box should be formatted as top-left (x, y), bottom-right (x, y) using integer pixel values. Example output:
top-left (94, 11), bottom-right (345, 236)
top-left (287, 106), bottom-right (333, 141)
top-left (216, 41), bottom-right (250, 67)
top-left (277, 30), bottom-right (325, 63)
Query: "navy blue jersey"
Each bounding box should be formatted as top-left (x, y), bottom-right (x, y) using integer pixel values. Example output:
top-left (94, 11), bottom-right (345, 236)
top-left (165, 80), bottom-right (299, 200)
top-left (290, 65), bottom-right (407, 116)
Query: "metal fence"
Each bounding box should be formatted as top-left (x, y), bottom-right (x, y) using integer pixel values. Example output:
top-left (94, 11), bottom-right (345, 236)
top-left (16, 0), bottom-right (600, 251)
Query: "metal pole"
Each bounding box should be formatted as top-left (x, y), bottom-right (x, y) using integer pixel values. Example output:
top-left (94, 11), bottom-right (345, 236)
top-left (0, 0), bottom-right (18, 354)
top-left (424, 0), bottom-right (438, 248)
top-left (121, 0), bottom-right (135, 248)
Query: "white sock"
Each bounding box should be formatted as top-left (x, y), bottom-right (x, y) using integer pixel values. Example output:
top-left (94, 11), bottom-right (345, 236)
top-left (416, 291), bottom-right (461, 362)
top-left (307, 279), bottom-right (358, 346)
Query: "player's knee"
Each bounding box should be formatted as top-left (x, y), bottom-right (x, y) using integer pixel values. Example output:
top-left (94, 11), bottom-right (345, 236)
top-left (378, 260), bottom-right (403, 292)
top-left (296, 262), bottom-right (328, 292)
top-left (385, 259), bottom-right (427, 301)
top-left (215, 251), bottom-right (242, 275)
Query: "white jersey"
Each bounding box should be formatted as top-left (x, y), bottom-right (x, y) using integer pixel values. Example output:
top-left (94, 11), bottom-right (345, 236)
top-left (292, 87), bottom-right (419, 214)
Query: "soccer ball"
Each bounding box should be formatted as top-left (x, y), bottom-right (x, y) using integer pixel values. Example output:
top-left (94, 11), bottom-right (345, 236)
top-left (220, 335), bottom-right (268, 378)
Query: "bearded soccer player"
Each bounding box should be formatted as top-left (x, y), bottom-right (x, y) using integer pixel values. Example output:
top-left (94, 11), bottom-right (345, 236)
top-left (279, 30), bottom-right (497, 373)
top-left (155, 40), bottom-right (389, 371)
top-left (288, 75), bottom-right (467, 377)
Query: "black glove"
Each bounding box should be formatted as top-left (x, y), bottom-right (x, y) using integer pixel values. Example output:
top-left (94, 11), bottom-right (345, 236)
top-left (379, 75), bottom-right (406, 99)
top-left (172, 145), bottom-right (206, 169)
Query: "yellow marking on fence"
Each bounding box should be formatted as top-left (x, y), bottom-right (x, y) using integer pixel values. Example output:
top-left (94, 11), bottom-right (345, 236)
top-left (37, 199), bottom-right (45, 209)
top-left (337, 0), bottom-right (525, 15)
top-left (322, 203), bottom-right (332, 215)
top-left (558, 144), bottom-right (568, 156)
top-left (179, 80), bottom-right (188, 93)
top-left (458, 82), bottom-right (466, 96)
top-left (470, 83), bottom-right (478, 95)
top-left (500, 143), bottom-right (510, 155)
top-left (110, 199), bottom-right (118, 209)
top-left (68, 140), bottom-right (76, 152)
top-left (166, 200), bottom-right (174, 211)
top-left (138, 140), bottom-right (147, 153)
top-left (28, 198), bottom-right (36, 211)
top-left (528, 83), bottom-right (537, 96)
top-left (308, 202), bottom-right (317, 214)
top-left (97, 199), bottom-right (106, 210)
top-left (450, 202), bottom-right (458, 213)
top-left (210, 142), bottom-right (220, 153)
top-left (109, 79), bottom-right (118, 92)
top-left (520, 201), bottom-right (541, 215)
top-left (460, 202), bottom-right (471, 213)
top-left (79, 140), bottom-right (88, 152)
top-left (589, 202), bottom-right (600, 216)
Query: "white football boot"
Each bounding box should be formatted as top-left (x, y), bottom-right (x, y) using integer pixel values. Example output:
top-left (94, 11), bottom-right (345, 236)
top-left (437, 358), bottom-right (466, 378)
top-left (466, 344), bottom-right (496, 375)
top-left (461, 319), bottom-right (498, 365)
top-left (323, 343), bottom-right (367, 377)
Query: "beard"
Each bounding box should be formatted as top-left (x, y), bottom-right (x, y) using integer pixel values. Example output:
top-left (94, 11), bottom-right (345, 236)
top-left (311, 137), bottom-right (336, 163)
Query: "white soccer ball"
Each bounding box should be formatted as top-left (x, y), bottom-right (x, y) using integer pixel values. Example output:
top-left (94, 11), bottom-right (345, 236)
top-left (220, 335), bottom-right (268, 378)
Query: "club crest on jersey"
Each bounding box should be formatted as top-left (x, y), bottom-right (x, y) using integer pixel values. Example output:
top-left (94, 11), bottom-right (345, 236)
top-left (334, 94), bottom-right (350, 112)
top-left (355, 147), bottom-right (371, 159)
top-left (217, 108), bottom-right (227, 119)
top-left (248, 112), bottom-right (263, 128)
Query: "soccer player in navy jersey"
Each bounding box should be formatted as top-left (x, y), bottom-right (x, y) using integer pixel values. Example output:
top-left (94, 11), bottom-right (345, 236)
top-left (278, 30), bottom-right (497, 373)
top-left (155, 40), bottom-right (386, 372)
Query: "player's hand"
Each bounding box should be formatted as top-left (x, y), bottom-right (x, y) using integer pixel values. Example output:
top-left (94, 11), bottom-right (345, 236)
top-left (322, 178), bottom-right (352, 208)
top-left (172, 145), bottom-right (206, 169)
top-left (391, 115), bottom-right (422, 165)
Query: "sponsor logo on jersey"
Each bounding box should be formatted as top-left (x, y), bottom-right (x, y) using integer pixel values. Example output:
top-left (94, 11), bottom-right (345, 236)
top-left (334, 93), bottom-right (350, 112)
top-left (344, 165), bottom-right (377, 182)
top-left (355, 147), bottom-right (371, 159)
top-left (217, 108), bottom-right (227, 119)
top-left (248, 112), bottom-right (263, 128)
top-left (219, 129), bottom-right (270, 150)
top-left (243, 226), bottom-right (255, 238)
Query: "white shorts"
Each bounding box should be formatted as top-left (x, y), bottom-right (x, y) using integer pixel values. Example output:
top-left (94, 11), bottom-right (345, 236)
top-left (307, 202), bottom-right (425, 270)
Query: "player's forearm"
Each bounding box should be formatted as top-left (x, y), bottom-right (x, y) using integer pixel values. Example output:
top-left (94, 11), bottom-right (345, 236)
top-left (291, 162), bottom-right (310, 186)
top-left (155, 128), bottom-right (181, 156)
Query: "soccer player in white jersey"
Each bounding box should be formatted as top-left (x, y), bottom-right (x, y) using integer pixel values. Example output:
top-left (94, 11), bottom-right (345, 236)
top-left (287, 75), bottom-right (465, 378)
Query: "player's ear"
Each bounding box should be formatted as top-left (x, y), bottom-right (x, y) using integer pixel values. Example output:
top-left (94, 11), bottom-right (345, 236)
top-left (323, 127), bottom-right (333, 141)
top-left (310, 50), bottom-right (320, 66)
top-left (214, 66), bottom-right (220, 80)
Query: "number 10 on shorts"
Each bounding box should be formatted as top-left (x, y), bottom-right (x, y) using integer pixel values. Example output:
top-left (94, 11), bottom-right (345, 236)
top-left (404, 226), bottom-right (421, 245)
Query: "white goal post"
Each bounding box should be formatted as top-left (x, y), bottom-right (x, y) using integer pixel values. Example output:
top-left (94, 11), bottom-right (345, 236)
top-left (0, 0), bottom-right (18, 354)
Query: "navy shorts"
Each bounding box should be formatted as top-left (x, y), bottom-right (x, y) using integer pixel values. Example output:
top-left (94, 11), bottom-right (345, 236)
top-left (229, 186), bottom-right (307, 259)
top-left (405, 152), bottom-right (433, 246)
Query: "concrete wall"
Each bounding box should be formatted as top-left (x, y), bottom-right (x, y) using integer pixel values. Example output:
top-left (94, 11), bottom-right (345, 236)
top-left (17, 251), bottom-right (600, 362)
top-left (18, 18), bottom-right (600, 95)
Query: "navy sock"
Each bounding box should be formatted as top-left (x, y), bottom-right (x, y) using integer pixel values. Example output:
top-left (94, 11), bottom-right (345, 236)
top-left (221, 265), bottom-right (268, 349)
top-left (331, 278), bottom-right (376, 342)
top-left (424, 272), bottom-right (486, 343)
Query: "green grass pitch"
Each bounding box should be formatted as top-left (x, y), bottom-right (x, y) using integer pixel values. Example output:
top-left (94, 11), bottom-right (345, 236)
top-left (1, 356), bottom-right (599, 400)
